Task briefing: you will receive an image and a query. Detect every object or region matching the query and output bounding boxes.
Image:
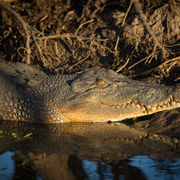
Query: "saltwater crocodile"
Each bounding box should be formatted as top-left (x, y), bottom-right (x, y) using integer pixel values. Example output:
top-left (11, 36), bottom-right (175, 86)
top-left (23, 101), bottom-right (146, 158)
top-left (0, 59), bottom-right (180, 123)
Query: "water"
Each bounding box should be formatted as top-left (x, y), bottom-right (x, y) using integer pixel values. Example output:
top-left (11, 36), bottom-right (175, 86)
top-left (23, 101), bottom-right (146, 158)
top-left (0, 153), bottom-right (180, 180)
top-left (0, 152), bottom-right (15, 180)
top-left (0, 121), bottom-right (180, 180)
top-left (129, 156), bottom-right (180, 180)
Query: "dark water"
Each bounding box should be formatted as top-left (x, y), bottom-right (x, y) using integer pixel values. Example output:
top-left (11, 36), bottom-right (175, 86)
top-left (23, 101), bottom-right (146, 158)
top-left (0, 121), bottom-right (180, 180)
top-left (1, 152), bottom-right (180, 180)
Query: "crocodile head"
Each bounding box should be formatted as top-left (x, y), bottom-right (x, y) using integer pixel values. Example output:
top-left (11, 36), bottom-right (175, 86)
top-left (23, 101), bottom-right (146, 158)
top-left (60, 68), bottom-right (180, 122)
top-left (1, 60), bottom-right (180, 123)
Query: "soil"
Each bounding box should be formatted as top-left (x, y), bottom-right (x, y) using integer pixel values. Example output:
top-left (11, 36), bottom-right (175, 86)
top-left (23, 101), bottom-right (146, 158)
top-left (0, 0), bottom-right (180, 84)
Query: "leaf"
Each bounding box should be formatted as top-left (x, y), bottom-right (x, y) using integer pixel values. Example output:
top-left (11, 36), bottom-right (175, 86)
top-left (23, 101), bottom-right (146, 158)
top-left (22, 133), bottom-right (32, 139)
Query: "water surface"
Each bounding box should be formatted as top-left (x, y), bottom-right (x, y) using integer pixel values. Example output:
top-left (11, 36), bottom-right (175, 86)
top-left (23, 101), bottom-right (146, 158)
top-left (0, 121), bottom-right (180, 179)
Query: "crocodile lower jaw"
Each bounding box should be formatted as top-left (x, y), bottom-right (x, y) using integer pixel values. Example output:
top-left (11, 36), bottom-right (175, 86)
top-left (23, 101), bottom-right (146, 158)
top-left (60, 100), bottom-right (180, 122)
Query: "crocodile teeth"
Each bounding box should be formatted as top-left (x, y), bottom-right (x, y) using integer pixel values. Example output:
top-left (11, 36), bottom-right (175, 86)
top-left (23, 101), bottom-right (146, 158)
top-left (146, 108), bottom-right (151, 114)
top-left (170, 101), bottom-right (176, 106)
top-left (135, 104), bottom-right (141, 108)
top-left (130, 103), bottom-right (135, 107)
top-left (151, 107), bottom-right (156, 112)
top-left (162, 104), bottom-right (167, 109)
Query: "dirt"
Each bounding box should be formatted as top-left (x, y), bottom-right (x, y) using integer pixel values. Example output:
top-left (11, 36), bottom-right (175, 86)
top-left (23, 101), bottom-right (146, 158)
top-left (0, 0), bottom-right (180, 84)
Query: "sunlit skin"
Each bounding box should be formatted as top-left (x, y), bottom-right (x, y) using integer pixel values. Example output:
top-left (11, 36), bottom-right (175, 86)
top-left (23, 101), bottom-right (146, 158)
top-left (1, 66), bottom-right (180, 123)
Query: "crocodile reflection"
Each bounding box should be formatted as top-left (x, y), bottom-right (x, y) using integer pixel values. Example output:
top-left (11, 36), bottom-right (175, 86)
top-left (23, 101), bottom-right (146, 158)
top-left (0, 118), bottom-right (180, 160)
top-left (0, 114), bottom-right (180, 179)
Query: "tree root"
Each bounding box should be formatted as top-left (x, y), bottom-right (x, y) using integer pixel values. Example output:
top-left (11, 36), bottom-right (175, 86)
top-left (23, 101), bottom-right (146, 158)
top-left (115, 0), bottom-right (171, 74)
top-left (129, 56), bottom-right (180, 78)
top-left (133, 0), bottom-right (167, 60)
top-left (0, 1), bottom-right (31, 64)
top-left (0, 1), bottom-right (111, 71)
top-left (0, 0), bottom-right (178, 78)
top-left (114, 1), bottom-right (133, 56)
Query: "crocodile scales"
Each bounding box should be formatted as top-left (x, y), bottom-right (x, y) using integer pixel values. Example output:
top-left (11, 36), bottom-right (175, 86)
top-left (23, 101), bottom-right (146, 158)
top-left (0, 59), bottom-right (180, 123)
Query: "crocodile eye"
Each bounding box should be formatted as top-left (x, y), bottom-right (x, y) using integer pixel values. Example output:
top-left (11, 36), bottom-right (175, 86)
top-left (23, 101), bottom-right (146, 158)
top-left (96, 80), bottom-right (105, 85)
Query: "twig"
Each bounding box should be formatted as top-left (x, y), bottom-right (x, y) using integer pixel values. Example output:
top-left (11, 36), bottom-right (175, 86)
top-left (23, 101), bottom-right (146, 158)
top-left (0, 1), bottom-right (31, 64)
top-left (128, 45), bottom-right (156, 70)
top-left (31, 31), bottom-right (51, 68)
top-left (159, 56), bottom-right (180, 67)
top-left (68, 25), bottom-right (97, 70)
top-left (173, 77), bottom-right (180, 83)
top-left (68, 53), bottom-right (90, 71)
top-left (17, 47), bottom-right (34, 62)
top-left (30, 26), bottom-right (46, 37)
top-left (54, 42), bottom-right (59, 57)
top-left (114, 1), bottom-right (133, 55)
top-left (165, 61), bottom-right (176, 74)
top-left (36, 34), bottom-right (108, 41)
top-left (60, 36), bottom-right (76, 59)
top-left (75, 19), bottom-right (94, 36)
top-left (116, 42), bottom-right (138, 73)
top-left (116, 56), bottom-right (130, 73)
top-left (129, 56), bottom-right (180, 78)
top-left (133, 0), bottom-right (167, 59)
top-left (79, 0), bottom-right (92, 22)
top-left (170, 88), bottom-right (180, 96)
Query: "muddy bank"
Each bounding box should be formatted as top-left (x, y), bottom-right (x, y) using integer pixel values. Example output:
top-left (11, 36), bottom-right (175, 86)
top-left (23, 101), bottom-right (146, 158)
top-left (0, 0), bottom-right (179, 84)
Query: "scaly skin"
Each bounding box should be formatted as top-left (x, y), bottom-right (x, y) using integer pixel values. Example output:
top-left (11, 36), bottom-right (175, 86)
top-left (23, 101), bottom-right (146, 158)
top-left (0, 59), bottom-right (180, 123)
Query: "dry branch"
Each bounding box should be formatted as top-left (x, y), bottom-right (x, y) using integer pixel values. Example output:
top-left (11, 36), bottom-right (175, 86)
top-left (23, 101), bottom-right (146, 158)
top-left (129, 56), bottom-right (180, 78)
top-left (128, 45), bottom-right (157, 70)
top-left (36, 34), bottom-right (108, 42)
top-left (75, 19), bottom-right (94, 36)
top-left (133, 0), bottom-right (167, 60)
top-left (114, 1), bottom-right (133, 55)
top-left (116, 42), bottom-right (138, 73)
top-left (0, 1), bottom-right (31, 64)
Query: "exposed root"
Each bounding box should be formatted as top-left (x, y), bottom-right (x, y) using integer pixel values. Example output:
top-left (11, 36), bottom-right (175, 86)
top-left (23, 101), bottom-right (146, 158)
top-left (0, 1), bottom-right (111, 71)
top-left (75, 19), bottom-right (94, 36)
top-left (129, 56), bottom-right (180, 78)
top-left (68, 52), bottom-right (90, 71)
top-left (114, 1), bottom-right (133, 56)
top-left (133, 0), bottom-right (167, 60)
top-left (127, 45), bottom-right (157, 70)
top-left (31, 28), bottom-right (53, 69)
top-left (116, 43), bottom-right (138, 73)
top-left (0, 1), bottom-right (31, 64)
top-left (0, 0), bottom-right (179, 81)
